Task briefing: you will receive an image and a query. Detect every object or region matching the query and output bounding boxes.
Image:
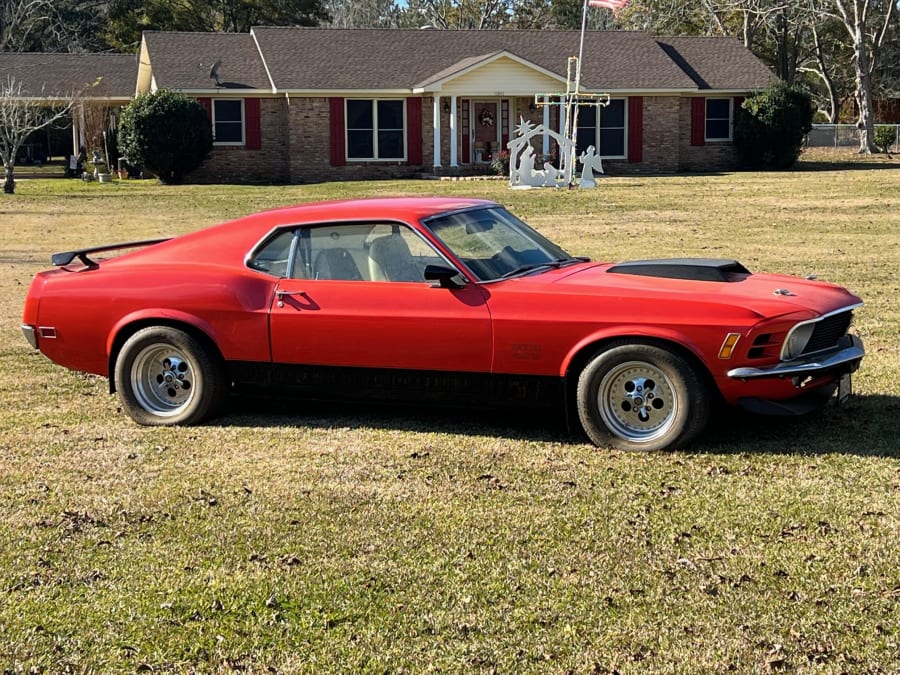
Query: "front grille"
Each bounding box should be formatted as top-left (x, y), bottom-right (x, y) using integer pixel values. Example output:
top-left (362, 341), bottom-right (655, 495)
top-left (802, 310), bottom-right (853, 356)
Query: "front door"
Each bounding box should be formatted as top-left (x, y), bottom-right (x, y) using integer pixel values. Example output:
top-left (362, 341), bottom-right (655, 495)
top-left (472, 101), bottom-right (499, 163)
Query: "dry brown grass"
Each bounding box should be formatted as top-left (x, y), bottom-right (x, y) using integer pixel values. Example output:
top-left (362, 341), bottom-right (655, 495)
top-left (1, 160), bottom-right (898, 672)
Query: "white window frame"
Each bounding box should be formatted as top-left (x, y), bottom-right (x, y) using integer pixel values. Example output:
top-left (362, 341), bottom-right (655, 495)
top-left (212, 99), bottom-right (245, 146)
top-left (705, 98), bottom-right (733, 142)
top-left (345, 99), bottom-right (407, 162)
top-left (576, 97), bottom-right (628, 159)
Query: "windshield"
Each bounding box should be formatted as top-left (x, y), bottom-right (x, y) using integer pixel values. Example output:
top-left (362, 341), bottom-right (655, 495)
top-left (424, 206), bottom-right (579, 282)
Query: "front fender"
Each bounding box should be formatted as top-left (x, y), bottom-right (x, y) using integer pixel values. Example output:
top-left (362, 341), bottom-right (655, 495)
top-left (558, 325), bottom-right (711, 378)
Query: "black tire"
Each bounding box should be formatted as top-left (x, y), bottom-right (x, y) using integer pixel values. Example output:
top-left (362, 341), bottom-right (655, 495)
top-left (576, 341), bottom-right (709, 451)
top-left (114, 326), bottom-right (225, 426)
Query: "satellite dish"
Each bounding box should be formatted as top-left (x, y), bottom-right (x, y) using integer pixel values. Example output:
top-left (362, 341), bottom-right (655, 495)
top-left (208, 60), bottom-right (222, 86)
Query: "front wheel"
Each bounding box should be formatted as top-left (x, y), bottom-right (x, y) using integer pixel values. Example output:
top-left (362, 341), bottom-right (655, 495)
top-left (576, 342), bottom-right (709, 451)
top-left (114, 326), bottom-right (225, 426)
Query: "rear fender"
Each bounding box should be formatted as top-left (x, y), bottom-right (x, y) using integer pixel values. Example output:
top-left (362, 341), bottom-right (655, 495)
top-left (106, 309), bottom-right (222, 391)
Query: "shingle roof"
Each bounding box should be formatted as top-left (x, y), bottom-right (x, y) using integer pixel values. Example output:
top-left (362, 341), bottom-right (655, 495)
top-left (141, 32), bottom-right (273, 91)
top-left (141, 28), bottom-right (772, 94)
top-left (657, 36), bottom-right (775, 90)
top-left (251, 27), bottom-right (704, 92)
top-left (0, 53), bottom-right (137, 98)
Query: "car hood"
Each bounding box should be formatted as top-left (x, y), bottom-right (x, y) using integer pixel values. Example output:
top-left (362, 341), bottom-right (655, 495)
top-left (539, 260), bottom-right (862, 319)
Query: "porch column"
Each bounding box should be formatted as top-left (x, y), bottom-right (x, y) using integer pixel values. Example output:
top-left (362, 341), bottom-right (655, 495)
top-left (433, 96), bottom-right (442, 168)
top-left (542, 97), bottom-right (550, 156)
top-left (450, 96), bottom-right (458, 167)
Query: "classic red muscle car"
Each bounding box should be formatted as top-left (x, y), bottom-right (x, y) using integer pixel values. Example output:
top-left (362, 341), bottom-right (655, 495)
top-left (22, 197), bottom-right (864, 451)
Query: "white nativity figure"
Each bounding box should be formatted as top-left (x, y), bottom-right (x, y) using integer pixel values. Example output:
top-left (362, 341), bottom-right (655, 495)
top-left (578, 145), bottom-right (604, 188)
top-left (514, 146), bottom-right (565, 189)
top-left (541, 162), bottom-right (564, 187)
top-left (507, 117), bottom-right (575, 188)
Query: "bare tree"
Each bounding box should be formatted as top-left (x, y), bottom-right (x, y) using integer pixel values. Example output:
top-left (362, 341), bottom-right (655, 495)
top-left (0, 76), bottom-right (74, 194)
top-left (0, 0), bottom-right (52, 51)
top-left (798, 17), bottom-right (849, 122)
top-left (327, 0), bottom-right (407, 27)
top-left (829, 0), bottom-right (895, 153)
top-left (408, 0), bottom-right (512, 29)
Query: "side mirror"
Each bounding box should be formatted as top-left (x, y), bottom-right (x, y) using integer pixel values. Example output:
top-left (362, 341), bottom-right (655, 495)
top-left (424, 264), bottom-right (465, 289)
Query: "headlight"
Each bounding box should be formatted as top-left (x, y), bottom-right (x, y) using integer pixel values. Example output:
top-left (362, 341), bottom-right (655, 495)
top-left (782, 322), bottom-right (815, 360)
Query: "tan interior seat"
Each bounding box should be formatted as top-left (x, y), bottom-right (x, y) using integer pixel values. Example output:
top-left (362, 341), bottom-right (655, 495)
top-left (368, 233), bottom-right (421, 281)
top-left (312, 247), bottom-right (362, 280)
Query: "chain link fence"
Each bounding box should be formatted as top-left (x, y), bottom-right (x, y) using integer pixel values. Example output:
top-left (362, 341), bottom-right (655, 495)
top-left (807, 124), bottom-right (900, 151)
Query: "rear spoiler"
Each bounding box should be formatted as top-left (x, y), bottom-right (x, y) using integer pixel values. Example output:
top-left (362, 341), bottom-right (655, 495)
top-left (52, 238), bottom-right (172, 267)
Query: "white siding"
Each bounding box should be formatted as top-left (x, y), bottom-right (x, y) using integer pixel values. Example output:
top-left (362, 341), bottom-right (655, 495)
top-left (439, 57), bottom-right (563, 96)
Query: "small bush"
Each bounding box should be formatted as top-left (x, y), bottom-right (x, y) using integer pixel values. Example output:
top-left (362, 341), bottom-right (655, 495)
top-left (491, 150), bottom-right (510, 176)
top-left (734, 83), bottom-right (813, 170)
top-left (873, 125), bottom-right (897, 152)
top-left (117, 90), bottom-right (212, 184)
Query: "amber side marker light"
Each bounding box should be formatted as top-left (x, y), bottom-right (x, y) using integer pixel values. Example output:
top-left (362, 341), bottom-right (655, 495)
top-left (718, 333), bottom-right (741, 359)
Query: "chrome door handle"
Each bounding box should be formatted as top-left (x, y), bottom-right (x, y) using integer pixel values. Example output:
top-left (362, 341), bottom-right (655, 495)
top-left (276, 289), bottom-right (305, 307)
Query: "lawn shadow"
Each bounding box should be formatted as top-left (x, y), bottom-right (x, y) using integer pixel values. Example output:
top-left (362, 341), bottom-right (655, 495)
top-left (223, 393), bottom-right (899, 459)
top-left (224, 395), bottom-right (572, 445)
top-left (793, 156), bottom-right (899, 172)
top-left (694, 394), bottom-right (900, 458)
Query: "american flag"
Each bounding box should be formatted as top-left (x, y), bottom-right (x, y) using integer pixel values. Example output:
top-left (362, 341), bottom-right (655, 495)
top-left (588, 0), bottom-right (629, 10)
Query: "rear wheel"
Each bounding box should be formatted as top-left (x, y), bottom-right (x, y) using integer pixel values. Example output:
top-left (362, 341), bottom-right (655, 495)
top-left (577, 342), bottom-right (709, 451)
top-left (114, 326), bottom-right (225, 426)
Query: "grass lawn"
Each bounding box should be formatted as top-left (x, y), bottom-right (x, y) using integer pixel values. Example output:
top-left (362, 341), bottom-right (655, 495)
top-left (1, 151), bottom-right (898, 673)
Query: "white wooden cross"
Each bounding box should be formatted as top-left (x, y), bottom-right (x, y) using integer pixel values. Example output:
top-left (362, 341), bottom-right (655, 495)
top-left (530, 56), bottom-right (610, 187)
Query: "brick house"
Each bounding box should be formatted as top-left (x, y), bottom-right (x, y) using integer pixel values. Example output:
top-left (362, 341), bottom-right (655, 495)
top-left (136, 28), bottom-right (775, 183)
top-left (3, 29), bottom-right (774, 182)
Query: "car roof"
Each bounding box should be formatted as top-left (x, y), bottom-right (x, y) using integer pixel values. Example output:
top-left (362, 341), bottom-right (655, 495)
top-left (249, 197), bottom-right (498, 225)
top-left (117, 197), bottom-right (498, 268)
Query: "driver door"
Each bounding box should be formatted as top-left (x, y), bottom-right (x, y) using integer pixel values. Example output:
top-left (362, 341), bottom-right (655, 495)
top-left (267, 222), bottom-right (492, 373)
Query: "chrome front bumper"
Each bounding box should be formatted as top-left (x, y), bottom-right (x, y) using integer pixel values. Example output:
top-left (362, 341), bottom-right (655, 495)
top-left (727, 334), bottom-right (864, 380)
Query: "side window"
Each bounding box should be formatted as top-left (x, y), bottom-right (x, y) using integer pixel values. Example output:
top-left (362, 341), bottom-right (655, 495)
top-left (346, 99), bottom-right (406, 160)
top-left (247, 229), bottom-right (295, 277)
top-left (365, 224), bottom-right (443, 282)
top-left (213, 99), bottom-right (245, 145)
top-left (705, 98), bottom-right (732, 141)
top-left (574, 99), bottom-right (626, 158)
top-left (272, 222), bottom-right (445, 283)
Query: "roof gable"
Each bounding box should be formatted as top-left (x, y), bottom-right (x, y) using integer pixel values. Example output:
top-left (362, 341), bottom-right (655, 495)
top-left (140, 31), bottom-right (273, 93)
top-left (414, 51), bottom-right (566, 92)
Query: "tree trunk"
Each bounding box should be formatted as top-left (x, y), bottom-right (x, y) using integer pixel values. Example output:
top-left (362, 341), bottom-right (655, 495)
top-left (852, 23), bottom-right (877, 154)
top-left (2, 151), bottom-right (15, 194)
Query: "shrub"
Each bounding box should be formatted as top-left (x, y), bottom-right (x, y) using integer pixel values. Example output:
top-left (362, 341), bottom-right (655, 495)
top-left (117, 90), bottom-right (212, 184)
top-left (490, 150), bottom-right (510, 176)
top-left (734, 83), bottom-right (813, 170)
top-left (873, 125), bottom-right (897, 152)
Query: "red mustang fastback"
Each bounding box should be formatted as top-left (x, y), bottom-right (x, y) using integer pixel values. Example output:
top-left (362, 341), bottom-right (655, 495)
top-left (21, 197), bottom-right (864, 451)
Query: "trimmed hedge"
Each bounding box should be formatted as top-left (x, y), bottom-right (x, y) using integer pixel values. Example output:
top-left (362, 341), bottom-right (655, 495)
top-left (734, 83), bottom-right (813, 170)
top-left (118, 90), bottom-right (212, 184)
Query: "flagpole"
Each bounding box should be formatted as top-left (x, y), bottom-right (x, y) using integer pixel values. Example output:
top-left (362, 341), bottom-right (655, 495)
top-left (568, 0), bottom-right (590, 187)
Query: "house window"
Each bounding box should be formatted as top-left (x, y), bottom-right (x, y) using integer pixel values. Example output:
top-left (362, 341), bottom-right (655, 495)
top-left (575, 98), bottom-right (626, 158)
top-left (213, 99), bottom-right (244, 145)
top-left (705, 98), bottom-right (732, 141)
top-left (346, 99), bottom-right (405, 161)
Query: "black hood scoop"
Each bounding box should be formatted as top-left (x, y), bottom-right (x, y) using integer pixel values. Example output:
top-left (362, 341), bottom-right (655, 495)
top-left (607, 258), bottom-right (751, 282)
